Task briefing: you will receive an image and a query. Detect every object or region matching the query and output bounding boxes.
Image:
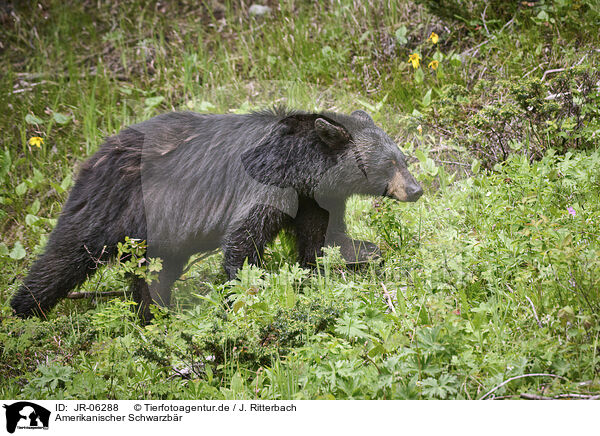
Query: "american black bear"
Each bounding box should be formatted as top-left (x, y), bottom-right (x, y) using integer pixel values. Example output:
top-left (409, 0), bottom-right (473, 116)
top-left (11, 108), bottom-right (422, 321)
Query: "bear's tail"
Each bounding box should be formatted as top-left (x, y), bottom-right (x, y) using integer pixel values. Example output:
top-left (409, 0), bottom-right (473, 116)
top-left (11, 247), bottom-right (97, 319)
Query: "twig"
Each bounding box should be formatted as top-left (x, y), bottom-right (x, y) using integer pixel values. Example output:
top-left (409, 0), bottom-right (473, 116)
top-left (556, 393), bottom-right (600, 400)
top-left (10, 87), bottom-right (33, 94)
top-left (541, 68), bottom-right (566, 81)
top-left (481, 4), bottom-right (490, 36)
top-left (179, 249), bottom-right (219, 277)
top-left (525, 295), bottom-right (543, 328)
top-left (520, 393), bottom-right (551, 400)
top-left (506, 284), bottom-right (544, 329)
top-left (461, 17), bottom-right (515, 57)
top-left (521, 393), bottom-right (600, 400)
top-left (433, 159), bottom-right (470, 167)
top-left (380, 282), bottom-right (396, 314)
top-left (479, 373), bottom-right (567, 400)
top-left (541, 55), bottom-right (588, 82)
top-left (67, 290), bottom-right (130, 300)
top-left (363, 353), bottom-right (382, 374)
top-left (523, 62), bottom-right (547, 78)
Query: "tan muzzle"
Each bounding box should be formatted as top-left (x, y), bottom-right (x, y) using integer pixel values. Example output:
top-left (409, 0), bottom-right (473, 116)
top-left (386, 169), bottom-right (423, 202)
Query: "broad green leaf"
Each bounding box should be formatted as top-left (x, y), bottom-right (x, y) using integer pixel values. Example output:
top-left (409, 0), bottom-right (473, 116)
top-left (52, 112), bottom-right (70, 124)
top-left (321, 45), bottom-right (334, 58)
top-left (144, 96), bottom-right (164, 108)
top-left (9, 241), bottom-right (26, 260)
top-left (29, 198), bottom-right (41, 215)
top-left (15, 182), bottom-right (27, 196)
top-left (232, 300), bottom-right (245, 313)
top-left (395, 26), bottom-right (408, 44)
top-left (32, 168), bottom-right (44, 185)
top-left (414, 149), bottom-right (428, 163)
top-left (197, 101), bottom-right (215, 112)
top-left (509, 140), bottom-right (523, 151)
top-left (25, 114), bottom-right (44, 125)
top-left (414, 67), bottom-right (424, 84)
top-left (422, 158), bottom-right (438, 176)
top-left (422, 89), bottom-right (432, 107)
top-left (61, 173), bottom-right (73, 191)
top-left (450, 54), bottom-right (462, 67)
top-left (356, 98), bottom-right (377, 112)
top-left (368, 342), bottom-right (386, 358)
top-left (25, 214), bottom-right (40, 227)
top-left (537, 10), bottom-right (549, 21)
top-left (358, 30), bottom-right (371, 44)
top-left (334, 314), bottom-right (370, 339)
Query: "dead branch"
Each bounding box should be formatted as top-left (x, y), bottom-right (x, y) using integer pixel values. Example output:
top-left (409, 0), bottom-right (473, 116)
top-left (521, 393), bottom-right (600, 400)
top-left (479, 373), bottom-right (567, 400)
top-left (67, 290), bottom-right (130, 300)
top-left (541, 68), bottom-right (566, 81)
top-left (461, 17), bottom-right (516, 57)
top-left (380, 282), bottom-right (396, 314)
top-left (433, 159), bottom-right (470, 167)
top-left (525, 295), bottom-right (543, 328)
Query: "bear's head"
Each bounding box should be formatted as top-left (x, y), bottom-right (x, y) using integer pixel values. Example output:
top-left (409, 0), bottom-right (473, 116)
top-left (241, 109), bottom-right (422, 206)
top-left (312, 109), bottom-right (423, 204)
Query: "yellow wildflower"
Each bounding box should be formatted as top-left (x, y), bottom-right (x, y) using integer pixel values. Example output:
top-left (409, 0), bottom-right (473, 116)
top-left (408, 53), bottom-right (421, 69)
top-left (28, 137), bottom-right (44, 148)
top-left (428, 60), bottom-right (439, 70)
top-left (417, 125), bottom-right (423, 134)
top-left (428, 32), bottom-right (439, 44)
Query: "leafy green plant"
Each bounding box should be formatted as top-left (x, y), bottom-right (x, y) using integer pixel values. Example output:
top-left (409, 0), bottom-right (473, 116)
top-left (23, 364), bottom-right (75, 397)
top-left (115, 237), bottom-right (163, 283)
top-left (421, 69), bottom-right (600, 168)
top-left (416, 0), bottom-right (519, 28)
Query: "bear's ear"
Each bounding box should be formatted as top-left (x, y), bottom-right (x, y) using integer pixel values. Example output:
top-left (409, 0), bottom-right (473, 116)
top-left (351, 110), bottom-right (374, 123)
top-left (315, 118), bottom-right (351, 149)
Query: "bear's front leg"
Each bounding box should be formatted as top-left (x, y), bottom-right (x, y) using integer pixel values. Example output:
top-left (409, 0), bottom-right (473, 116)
top-left (334, 237), bottom-right (381, 266)
top-left (294, 198), bottom-right (380, 267)
top-left (223, 205), bottom-right (290, 280)
top-left (293, 198), bottom-right (329, 267)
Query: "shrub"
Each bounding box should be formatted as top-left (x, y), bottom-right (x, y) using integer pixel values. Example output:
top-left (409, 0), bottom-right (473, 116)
top-left (423, 68), bottom-right (600, 168)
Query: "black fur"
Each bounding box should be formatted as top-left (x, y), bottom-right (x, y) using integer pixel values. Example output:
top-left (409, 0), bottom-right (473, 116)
top-left (11, 108), bottom-right (422, 321)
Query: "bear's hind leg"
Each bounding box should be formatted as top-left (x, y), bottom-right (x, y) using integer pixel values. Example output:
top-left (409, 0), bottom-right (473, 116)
top-left (129, 277), bottom-right (153, 324)
top-left (129, 254), bottom-right (188, 324)
top-left (11, 246), bottom-right (100, 319)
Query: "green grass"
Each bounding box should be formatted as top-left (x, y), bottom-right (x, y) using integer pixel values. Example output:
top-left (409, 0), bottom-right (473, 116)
top-left (1, 0), bottom-right (599, 399)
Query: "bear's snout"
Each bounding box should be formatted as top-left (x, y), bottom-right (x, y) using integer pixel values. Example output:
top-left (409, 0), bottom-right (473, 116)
top-left (385, 169), bottom-right (423, 202)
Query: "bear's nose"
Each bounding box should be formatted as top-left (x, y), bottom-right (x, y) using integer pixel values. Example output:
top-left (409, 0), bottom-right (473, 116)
top-left (406, 184), bottom-right (423, 202)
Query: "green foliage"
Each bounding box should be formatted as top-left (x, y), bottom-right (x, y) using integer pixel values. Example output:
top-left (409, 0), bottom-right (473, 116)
top-left (424, 69), bottom-right (600, 168)
top-left (416, 0), bottom-right (519, 28)
top-left (115, 237), bottom-right (163, 284)
top-left (24, 364), bottom-right (76, 397)
top-left (417, 0), bottom-right (600, 38)
top-left (529, 0), bottom-right (600, 36)
top-left (373, 150), bottom-right (600, 313)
